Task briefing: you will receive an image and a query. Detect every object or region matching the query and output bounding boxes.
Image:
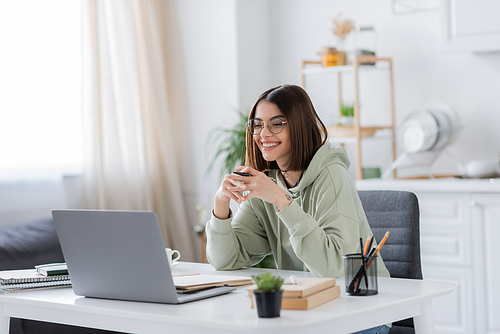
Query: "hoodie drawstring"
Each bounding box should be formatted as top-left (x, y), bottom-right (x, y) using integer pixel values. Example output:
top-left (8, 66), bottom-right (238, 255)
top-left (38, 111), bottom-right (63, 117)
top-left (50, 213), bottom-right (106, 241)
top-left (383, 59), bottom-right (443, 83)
top-left (277, 221), bottom-right (282, 270)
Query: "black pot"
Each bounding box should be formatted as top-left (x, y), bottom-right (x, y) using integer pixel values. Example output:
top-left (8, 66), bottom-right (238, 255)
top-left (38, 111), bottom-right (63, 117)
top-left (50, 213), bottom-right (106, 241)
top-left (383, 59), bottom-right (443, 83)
top-left (253, 290), bottom-right (283, 318)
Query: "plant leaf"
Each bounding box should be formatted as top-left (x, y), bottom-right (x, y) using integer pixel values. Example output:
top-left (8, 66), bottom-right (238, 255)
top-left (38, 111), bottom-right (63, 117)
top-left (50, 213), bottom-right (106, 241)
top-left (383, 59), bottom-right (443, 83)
top-left (205, 109), bottom-right (248, 180)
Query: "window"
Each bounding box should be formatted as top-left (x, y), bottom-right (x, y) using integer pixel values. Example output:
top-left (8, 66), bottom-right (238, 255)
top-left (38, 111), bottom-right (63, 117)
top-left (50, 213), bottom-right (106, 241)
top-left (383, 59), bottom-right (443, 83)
top-left (0, 0), bottom-right (82, 177)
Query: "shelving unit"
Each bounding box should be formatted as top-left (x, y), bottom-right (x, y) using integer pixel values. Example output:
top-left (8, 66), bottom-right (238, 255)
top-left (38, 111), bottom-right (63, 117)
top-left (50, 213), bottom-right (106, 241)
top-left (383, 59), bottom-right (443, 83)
top-left (300, 55), bottom-right (396, 180)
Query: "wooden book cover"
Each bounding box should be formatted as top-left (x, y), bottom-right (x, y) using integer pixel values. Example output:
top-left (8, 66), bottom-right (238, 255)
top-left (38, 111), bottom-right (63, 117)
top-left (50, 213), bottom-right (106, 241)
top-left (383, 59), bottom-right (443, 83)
top-left (246, 277), bottom-right (336, 298)
top-left (248, 285), bottom-right (341, 310)
top-left (282, 285), bottom-right (341, 310)
top-left (173, 274), bottom-right (252, 291)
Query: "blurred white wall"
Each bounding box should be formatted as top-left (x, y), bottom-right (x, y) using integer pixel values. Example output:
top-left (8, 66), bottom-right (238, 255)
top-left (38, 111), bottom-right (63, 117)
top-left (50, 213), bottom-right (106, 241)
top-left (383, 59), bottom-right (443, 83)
top-left (267, 0), bottom-right (500, 177)
top-left (180, 0), bottom-right (500, 214)
top-left (4, 0), bottom-right (500, 235)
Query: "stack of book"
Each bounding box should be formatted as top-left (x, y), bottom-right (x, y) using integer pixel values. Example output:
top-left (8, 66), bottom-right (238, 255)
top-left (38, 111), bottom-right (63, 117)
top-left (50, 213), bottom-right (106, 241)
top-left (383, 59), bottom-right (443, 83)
top-left (172, 273), bottom-right (252, 292)
top-left (0, 265), bottom-right (70, 291)
top-left (247, 277), bottom-right (340, 310)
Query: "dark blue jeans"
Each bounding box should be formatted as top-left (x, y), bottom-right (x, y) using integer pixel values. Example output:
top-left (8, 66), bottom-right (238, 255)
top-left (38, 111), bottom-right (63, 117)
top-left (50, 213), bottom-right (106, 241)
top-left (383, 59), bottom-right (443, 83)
top-left (352, 324), bottom-right (391, 334)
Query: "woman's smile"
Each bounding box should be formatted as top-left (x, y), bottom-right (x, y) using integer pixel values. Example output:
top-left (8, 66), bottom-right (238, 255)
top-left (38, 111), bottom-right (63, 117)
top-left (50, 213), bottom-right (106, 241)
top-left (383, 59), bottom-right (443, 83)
top-left (261, 141), bottom-right (281, 150)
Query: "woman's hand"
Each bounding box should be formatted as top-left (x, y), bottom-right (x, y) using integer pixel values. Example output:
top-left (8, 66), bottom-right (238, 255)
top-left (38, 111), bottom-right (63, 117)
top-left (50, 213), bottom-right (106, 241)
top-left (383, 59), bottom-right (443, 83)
top-left (213, 170), bottom-right (250, 219)
top-left (214, 166), bottom-right (293, 219)
top-left (231, 166), bottom-right (293, 211)
top-left (215, 172), bottom-right (249, 204)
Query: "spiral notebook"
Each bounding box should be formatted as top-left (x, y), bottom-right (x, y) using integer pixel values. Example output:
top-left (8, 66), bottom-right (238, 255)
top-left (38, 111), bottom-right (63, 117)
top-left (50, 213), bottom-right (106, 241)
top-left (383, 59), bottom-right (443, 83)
top-left (0, 269), bottom-right (71, 291)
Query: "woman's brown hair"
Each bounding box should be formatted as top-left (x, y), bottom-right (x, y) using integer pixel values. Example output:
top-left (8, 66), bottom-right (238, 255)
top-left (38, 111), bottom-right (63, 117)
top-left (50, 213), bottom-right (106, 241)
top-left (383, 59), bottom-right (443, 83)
top-left (245, 84), bottom-right (328, 172)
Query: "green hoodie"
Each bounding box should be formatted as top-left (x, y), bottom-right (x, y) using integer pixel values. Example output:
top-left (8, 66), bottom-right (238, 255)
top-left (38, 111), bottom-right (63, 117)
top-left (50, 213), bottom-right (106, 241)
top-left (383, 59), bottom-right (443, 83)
top-left (206, 142), bottom-right (390, 278)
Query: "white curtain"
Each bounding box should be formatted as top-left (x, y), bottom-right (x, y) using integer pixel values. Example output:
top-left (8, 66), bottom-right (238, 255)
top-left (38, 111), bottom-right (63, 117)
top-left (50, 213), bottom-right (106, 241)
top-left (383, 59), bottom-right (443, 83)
top-left (82, 0), bottom-right (195, 260)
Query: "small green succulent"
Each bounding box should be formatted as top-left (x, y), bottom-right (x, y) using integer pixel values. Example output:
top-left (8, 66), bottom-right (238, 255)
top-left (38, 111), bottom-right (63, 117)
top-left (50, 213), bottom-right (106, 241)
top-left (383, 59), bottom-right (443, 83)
top-left (251, 272), bottom-right (284, 293)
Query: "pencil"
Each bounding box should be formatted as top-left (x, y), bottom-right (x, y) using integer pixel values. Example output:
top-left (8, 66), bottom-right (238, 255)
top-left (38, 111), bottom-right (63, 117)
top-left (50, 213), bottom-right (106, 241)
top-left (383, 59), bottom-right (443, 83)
top-left (363, 235), bottom-right (371, 255)
top-left (373, 231), bottom-right (390, 257)
top-left (366, 231), bottom-right (391, 269)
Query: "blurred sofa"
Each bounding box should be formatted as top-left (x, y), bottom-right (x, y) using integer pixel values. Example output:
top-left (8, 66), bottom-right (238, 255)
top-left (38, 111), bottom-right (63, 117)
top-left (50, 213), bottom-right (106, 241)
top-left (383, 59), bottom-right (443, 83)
top-left (0, 217), bottom-right (64, 272)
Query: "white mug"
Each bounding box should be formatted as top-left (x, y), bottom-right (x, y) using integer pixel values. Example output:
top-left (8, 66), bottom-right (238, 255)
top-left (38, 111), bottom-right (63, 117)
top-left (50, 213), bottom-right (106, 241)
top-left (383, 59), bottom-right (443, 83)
top-left (165, 248), bottom-right (181, 265)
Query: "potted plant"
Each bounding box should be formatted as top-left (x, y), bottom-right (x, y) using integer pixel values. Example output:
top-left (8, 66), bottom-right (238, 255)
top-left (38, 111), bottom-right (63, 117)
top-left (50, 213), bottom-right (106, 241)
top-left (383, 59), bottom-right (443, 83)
top-left (251, 272), bottom-right (284, 318)
top-left (339, 103), bottom-right (354, 126)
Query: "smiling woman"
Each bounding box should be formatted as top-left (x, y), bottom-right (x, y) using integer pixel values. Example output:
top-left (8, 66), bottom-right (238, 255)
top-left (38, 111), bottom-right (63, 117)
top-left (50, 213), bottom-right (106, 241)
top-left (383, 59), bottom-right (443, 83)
top-left (206, 85), bottom-right (392, 333)
top-left (206, 84), bottom-right (391, 278)
top-left (0, 0), bottom-right (82, 177)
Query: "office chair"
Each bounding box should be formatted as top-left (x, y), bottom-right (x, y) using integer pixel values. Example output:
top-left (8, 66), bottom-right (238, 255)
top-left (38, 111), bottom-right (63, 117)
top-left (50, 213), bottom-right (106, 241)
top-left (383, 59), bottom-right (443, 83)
top-left (358, 190), bottom-right (422, 334)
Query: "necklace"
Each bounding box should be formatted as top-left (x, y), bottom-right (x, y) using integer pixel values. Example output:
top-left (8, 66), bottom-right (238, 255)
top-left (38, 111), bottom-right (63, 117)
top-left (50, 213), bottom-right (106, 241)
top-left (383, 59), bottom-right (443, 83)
top-left (280, 169), bottom-right (290, 178)
top-left (281, 170), bottom-right (304, 189)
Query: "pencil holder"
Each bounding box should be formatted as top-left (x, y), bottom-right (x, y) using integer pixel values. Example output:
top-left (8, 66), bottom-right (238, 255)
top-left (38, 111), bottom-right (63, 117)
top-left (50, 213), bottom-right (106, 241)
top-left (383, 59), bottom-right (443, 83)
top-left (343, 253), bottom-right (378, 296)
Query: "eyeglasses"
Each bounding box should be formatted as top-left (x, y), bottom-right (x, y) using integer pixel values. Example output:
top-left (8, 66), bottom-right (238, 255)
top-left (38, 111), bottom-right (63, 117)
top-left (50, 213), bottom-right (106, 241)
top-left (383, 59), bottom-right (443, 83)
top-left (247, 116), bottom-right (288, 135)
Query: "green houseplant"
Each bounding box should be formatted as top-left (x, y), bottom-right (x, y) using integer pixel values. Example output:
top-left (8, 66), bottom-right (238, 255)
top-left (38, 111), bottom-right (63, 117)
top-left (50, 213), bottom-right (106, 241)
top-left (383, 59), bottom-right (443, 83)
top-left (340, 103), bottom-right (354, 117)
top-left (206, 110), bottom-right (248, 180)
top-left (251, 272), bottom-right (284, 318)
top-left (339, 103), bottom-right (354, 126)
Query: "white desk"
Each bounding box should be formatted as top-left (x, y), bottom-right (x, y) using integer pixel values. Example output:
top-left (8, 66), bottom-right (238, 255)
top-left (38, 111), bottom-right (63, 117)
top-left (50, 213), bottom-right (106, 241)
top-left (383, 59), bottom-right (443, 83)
top-left (0, 262), bottom-right (455, 334)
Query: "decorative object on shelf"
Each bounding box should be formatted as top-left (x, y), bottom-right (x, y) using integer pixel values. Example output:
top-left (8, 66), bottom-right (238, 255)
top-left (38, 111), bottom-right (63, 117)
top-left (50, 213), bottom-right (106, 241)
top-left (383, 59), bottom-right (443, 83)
top-left (354, 25), bottom-right (377, 64)
top-left (206, 109), bottom-right (248, 180)
top-left (382, 101), bottom-right (461, 179)
top-left (362, 167), bottom-right (381, 179)
top-left (332, 14), bottom-right (354, 64)
top-left (333, 14), bottom-right (354, 40)
top-left (300, 56), bottom-right (396, 180)
top-left (251, 272), bottom-right (284, 318)
top-left (463, 158), bottom-right (500, 178)
top-left (339, 103), bottom-right (354, 125)
top-left (317, 46), bottom-right (345, 67)
top-left (356, 50), bottom-right (376, 65)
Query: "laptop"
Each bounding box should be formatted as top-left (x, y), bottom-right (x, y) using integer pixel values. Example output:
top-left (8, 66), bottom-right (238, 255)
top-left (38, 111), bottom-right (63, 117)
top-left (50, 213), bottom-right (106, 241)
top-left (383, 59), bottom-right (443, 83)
top-left (52, 209), bottom-right (235, 304)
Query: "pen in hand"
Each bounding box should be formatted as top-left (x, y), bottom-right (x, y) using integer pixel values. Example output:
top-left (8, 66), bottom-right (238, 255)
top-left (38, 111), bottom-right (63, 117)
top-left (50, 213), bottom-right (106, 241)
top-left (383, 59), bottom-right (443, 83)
top-left (232, 170), bottom-right (277, 182)
top-left (232, 171), bottom-right (252, 177)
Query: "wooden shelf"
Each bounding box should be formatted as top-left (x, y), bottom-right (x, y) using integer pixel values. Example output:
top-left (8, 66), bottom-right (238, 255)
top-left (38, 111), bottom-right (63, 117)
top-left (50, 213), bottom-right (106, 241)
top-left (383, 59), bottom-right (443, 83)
top-left (327, 126), bottom-right (392, 138)
top-left (301, 56), bottom-right (396, 180)
top-left (302, 64), bottom-right (390, 75)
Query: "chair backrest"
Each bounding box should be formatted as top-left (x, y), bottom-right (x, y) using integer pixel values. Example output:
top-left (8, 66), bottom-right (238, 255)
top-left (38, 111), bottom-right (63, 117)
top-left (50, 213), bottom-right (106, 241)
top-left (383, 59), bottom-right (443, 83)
top-left (358, 190), bottom-right (422, 280)
top-left (358, 190), bottom-right (422, 334)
